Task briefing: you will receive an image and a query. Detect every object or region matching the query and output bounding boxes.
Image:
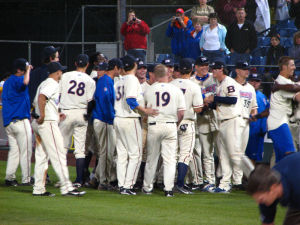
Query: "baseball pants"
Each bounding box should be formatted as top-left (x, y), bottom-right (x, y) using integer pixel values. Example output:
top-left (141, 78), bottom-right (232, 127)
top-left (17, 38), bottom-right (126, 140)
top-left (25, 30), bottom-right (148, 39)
top-left (32, 120), bottom-right (74, 195)
top-left (93, 119), bottom-right (116, 184)
top-left (217, 116), bottom-right (245, 190)
top-left (114, 117), bottom-right (142, 189)
top-left (5, 119), bottom-right (32, 183)
top-left (143, 122), bottom-right (177, 192)
top-left (59, 109), bottom-right (87, 159)
top-left (178, 120), bottom-right (195, 165)
top-left (188, 137), bottom-right (203, 185)
top-left (84, 121), bottom-right (98, 157)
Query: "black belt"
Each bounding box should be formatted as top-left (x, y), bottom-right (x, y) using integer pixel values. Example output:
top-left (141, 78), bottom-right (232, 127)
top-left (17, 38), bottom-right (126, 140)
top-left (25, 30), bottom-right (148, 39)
top-left (149, 122), bottom-right (175, 126)
top-left (220, 115), bottom-right (241, 123)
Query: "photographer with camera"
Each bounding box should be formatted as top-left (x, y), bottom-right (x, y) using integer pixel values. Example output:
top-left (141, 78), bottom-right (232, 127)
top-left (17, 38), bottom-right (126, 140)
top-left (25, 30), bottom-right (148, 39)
top-left (121, 10), bottom-right (150, 62)
top-left (166, 8), bottom-right (193, 62)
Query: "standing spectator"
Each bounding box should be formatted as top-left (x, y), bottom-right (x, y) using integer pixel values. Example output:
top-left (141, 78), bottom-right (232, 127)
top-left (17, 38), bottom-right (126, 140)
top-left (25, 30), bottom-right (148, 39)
top-left (185, 20), bottom-right (203, 60)
top-left (225, 8), bottom-right (257, 64)
top-left (28, 46), bottom-right (60, 105)
top-left (289, 0), bottom-right (300, 29)
top-left (166, 8), bottom-right (193, 62)
top-left (254, 0), bottom-right (271, 35)
top-left (191, 0), bottom-right (215, 25)
top-left (200, 13), bottom-right (228, 63)
top-left (121, 10), bottom-right (150, 62)
top-left (2, 58), bottom-right (32, 186)
top-left (215, 0), bottom-right (246, 27)
top-left (288, 31), bottom-right (300, 66)
top-left (245, 0), bottom-right (258, 23)
top-left (275, 0), bottom-right (290, 23)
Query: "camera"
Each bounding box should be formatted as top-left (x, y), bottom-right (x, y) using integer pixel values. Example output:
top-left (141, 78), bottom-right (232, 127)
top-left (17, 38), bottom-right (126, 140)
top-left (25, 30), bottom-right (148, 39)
top-left (132, 17), bottom-right (136, 22)
top-left (175, 17), bottom-right (180, 21)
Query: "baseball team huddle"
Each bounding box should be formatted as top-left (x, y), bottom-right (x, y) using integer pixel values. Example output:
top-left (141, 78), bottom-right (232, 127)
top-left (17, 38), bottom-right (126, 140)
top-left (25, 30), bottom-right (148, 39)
top-left (2, 45), bottom-right (299, 199)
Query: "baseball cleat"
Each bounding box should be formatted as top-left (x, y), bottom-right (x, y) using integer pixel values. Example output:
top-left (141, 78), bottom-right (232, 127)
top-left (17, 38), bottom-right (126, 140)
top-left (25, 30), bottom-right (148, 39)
top-left (232, 184), bottom-right (246, 191)
top-left (190, 183), bottom-right (204, 191)
top-left (120, 188), bottom-right (137, 195)
top-left (5, 179), bottom-right (18, 187)
top-left (33, 192), bottom-right (56, 197)
top-left (164, 191), bottom-right (174, 197)
top-left (202, 184), bottom-right (215, 192)
top-left (62, 189), bottom-right (86, 197)
top-left (175, 185), bottom-right (193, 194)
top-left (213, 187), bottom-right (230, 194)
top-left (73, 182), bottom-right (82, 188)
top-left (142, 188), bottom-right (153, 195)
top-left (19, 182), bottom-right (32, 186)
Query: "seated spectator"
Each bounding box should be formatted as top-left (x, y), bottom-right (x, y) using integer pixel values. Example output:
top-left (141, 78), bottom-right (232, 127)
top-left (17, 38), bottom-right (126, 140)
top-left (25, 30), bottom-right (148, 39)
top-left (216, 0), bottom-right (246, 27)
top-left (254, 0), bottom-right (271, 35)
top-left (191, 0), bottom-right (215, 25)
top-left (288, 31), bottom-right (300, 66)
top-left (200, 13), bottom-right (227, 63)
top-left (166, 8), bottom-right (193, 62)
top-left (225, 8), bottom-right (257, 64)
top-left (185, 20), bottom-right (203, 60)
top-left (266, 34), bottom-right (286, 75)
top-left (289, 0), bottom-right (300, 29)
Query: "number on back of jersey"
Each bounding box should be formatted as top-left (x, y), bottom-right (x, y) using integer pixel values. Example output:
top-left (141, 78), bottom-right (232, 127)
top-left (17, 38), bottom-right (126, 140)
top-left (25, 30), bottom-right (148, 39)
top-left (155, 91), bottom-right (170, 106)
top-left (68, 80), bottom-right (85, 96)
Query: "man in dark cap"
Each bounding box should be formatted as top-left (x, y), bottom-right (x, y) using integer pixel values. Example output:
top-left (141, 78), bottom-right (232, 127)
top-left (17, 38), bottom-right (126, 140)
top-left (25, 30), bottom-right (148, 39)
top-left (136, 58), bottom-right (147, 84)
top-left (162, 58), bottom-right (175, 82)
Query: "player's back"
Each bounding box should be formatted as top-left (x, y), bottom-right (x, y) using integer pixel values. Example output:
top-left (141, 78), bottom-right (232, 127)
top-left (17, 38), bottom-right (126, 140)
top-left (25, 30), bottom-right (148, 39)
top-left (59, 71), bottom-right (95, 109)
top-left (236, 82), bottom-right (257, 119)
top-left (144, 82), bottom-right (185, 123)
top-left (171, 78), bottom-right (203, 120)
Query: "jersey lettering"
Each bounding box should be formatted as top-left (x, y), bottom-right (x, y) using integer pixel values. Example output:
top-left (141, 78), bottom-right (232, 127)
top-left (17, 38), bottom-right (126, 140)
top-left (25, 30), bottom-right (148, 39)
top-left (155, 91), bottom-right (170, 107)
top-left (227, 85), bottom-right (235, 93)
top-left (116, 86), bottom-right (124, 101)
top-left (180, 88), bottom-right (186, 94)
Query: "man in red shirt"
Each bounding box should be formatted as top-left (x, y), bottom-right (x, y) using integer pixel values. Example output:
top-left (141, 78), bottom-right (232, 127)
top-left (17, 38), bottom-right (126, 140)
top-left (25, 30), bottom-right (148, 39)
top-left (121, 10), bottom-right (150, 62)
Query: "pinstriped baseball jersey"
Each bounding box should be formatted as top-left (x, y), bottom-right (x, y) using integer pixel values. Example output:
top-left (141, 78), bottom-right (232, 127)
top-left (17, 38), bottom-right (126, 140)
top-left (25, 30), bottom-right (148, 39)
top-left (216, 76), bottom-right (241, 121)
top-left (171, 78), bottom-right (203, 120)
top-left (236, 82), bottom-right (258, 119)
top-left (114, 74), bottom-right (144, 118)
top-left (59, 71), bottom-right (96, 109)
top-left (144, 82), bottom-right (186, 123)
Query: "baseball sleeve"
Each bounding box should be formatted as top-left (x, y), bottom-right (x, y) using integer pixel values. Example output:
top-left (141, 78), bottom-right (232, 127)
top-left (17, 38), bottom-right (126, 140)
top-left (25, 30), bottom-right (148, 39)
top-left (40, 80), bottom-right (56, 99)
top-left (193, 86), bottom-right (204, 109)
top-left (177, 89), bottom-right (186, 111)
top-left (124, 76), bottom-right (139, 99)
top-left (87, 78), bottom-right (96, 102)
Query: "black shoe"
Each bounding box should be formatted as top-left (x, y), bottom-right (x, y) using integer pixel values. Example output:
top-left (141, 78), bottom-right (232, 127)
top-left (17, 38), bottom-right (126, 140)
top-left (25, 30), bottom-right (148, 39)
top-left (232, 184), bottom-right (245, 191)
top-left (164, 191), bottom-right (174, 197)
top-left (5, 179), bottom-right (18, 187)
top-left (190, 183), bottom-right (204, 191)
top-left (175, 185), bottom-right (193, 195)
top-left (73, 182), bottom-right (82, 188)
top-left (120, 188), bottom-right (136, 195)
top-left (98, 183), bottom-right (108, 191)
top-left (33, 192), bottom-right (55, 197)
top-left (62, 189), bottom-right (86, 196)
top-left (19, 182), bottom-right (32, 186)
top-left (142, 188), bottom-right (153, 195)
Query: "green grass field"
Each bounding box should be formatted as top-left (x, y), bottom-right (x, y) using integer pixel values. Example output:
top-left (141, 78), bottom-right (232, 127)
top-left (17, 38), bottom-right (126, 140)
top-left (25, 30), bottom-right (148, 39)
top-left (0, 161), bottom-right (286, 225)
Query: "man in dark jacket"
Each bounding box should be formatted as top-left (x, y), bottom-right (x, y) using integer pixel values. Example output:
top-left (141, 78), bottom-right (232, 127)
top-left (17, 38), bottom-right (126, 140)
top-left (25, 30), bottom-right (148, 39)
top-left (289, 0), bottom-right (300, 29)
top-left (225, 8), bottom-right (257, 64)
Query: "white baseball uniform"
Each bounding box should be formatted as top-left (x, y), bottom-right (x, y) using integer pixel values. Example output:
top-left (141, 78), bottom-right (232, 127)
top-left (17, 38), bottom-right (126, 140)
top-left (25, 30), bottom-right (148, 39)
top-left (171, 78), bottom-right (203, 165)
top-left (190, 74), bottom-right (218, 185)
top-left (143, 82), bottom-right (186, 192)
top-left (114, 74), bottom-right (144, 189)
top-left (58, 71), bottom-right (96, 159)
top-left (141, 81), bottom-right (151, 161)
top-left (215, 76), bottom-right (243, 191)
top-left (32, 78), bottom-right (74, 195)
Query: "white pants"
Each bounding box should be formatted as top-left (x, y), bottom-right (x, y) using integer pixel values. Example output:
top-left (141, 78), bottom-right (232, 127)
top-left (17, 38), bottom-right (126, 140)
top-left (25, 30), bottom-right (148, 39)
top-left (32, 120), bottom-right (73, 195)
top-left (218, 117), bottom-right (246, 190)
top-left (114, 117), bottom-right (142, 189)
top-left (59, 109), bottom-right (87, 159)
top-left (5, 119), bottom-right (32, 183)
top-left (93, 119), bottom-right (116, 184)
top-left (143, 122), bottom-right (177, 192)
top-left (178, 120), bottom-right (195, 165)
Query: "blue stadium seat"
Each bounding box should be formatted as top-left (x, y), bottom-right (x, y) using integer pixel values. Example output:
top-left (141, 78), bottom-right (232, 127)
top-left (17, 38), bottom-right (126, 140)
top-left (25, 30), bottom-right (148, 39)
top-left (226, 55), bottom-right (232, 65)
top-left (156, 54), bottom-right (172, 63)
top-left (283, 38), bottom-right (293, 48)
top-left (251, 56), bottom-right (265, 73)
top-left (278, 29), bottom-right (289, 37)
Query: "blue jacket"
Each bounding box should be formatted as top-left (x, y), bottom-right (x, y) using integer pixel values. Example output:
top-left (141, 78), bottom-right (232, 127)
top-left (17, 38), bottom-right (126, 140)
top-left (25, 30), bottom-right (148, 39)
top-left (199, 24), bottom-right (229, 54)
top-left (166, 19), bottom-right (193, 57)
top-left (185, 28), bottom-right (203, 60)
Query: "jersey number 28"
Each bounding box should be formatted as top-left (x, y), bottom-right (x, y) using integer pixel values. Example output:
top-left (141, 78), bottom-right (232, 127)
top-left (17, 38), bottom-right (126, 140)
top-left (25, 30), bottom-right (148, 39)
top-left (68, 80), bottom-right (85, 96)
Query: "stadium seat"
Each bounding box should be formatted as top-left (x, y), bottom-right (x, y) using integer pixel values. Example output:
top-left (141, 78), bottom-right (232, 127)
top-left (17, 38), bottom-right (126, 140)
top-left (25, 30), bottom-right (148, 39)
top-left (251, 56), bottom-right (265, 74)
top-left (257, 37), bottom-right (270, 47)
top-left (283, 38), bottom-right (293, 48)
top-left (155, 54), bottom-right (172, 63)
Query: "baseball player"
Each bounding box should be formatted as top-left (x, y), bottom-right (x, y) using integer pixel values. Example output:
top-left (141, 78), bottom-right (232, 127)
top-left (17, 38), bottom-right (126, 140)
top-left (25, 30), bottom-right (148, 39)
top-left (2, 58), bottom-right (32, 186)
top-left (162, 58), bottom-right (175, 82)
top-left (59, 54), bottom-right (96, 187)
top-left (171, 58), bottom-right (203, 194)
top-left (93, 58), bottom-right (122, 190)
top-left (136, 59), bottom-right (147, 84)
top-left (190, 56), bottom-right (218, 191)
top-left (114, 55), bottom-right (158, 195)
top-left (32, 61), bottom-right (85, 196)
top-left (267, 56), bottom-right (300, 162)
top-left (205, 61), bottom-right (242, 193)
top-left (246, 72), bottom-right (269, 163)
top-left (143, 64), bottom-right (186, 197)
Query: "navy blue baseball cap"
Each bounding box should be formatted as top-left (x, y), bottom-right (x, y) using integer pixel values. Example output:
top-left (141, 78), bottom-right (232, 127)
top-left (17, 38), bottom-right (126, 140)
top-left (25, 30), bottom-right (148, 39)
top-left (120, 55), bottom-right (136, 71)
top-left (76, 54), bottom-right (89, 67)
top-left (195, 56), bottom-right (209, 66)
top-left (13, 58), bottom-right (28, 71)
top-left (210, 61), bottom-right (225, 69)
top-left (179, 58), bottom-right (193, 71)
top-left (162, 58), bottom-right (174, 67)
top-left (236, 61), bottom-right (250, 70)
top-left (248, 73), bottom-right (262, 81)
top-left (43, 46), bottom-right (60, 59)
top-left (147, 63), bottom-right (156, 73)
top-left (47, 62), bottom-right (67, 74)
top-left (137, 59), bottom-right (147, 69)
top-left (95, 62), bottom-right (108, 71)
top-left (107, 58), bottom-right (123, 71)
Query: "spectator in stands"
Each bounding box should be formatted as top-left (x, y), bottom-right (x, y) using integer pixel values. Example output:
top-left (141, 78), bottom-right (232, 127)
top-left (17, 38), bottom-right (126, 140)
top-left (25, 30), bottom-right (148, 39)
top-left (87, 52), bottom-right (107, 77)
top-left (288, 31), bottom-right (300, 66)
top-left (275, 0), bottom-right (290, 23)
top-left (225, 8), bottom-right (257, 64)
top-left (166, 8), bottom-right (193, 62)
top-left (200, 13), bottom-right (228, 63)
top-left (215, 0), bottom-right (246, 27)
top-left (121, 10), bottom-right (150, 62)
top-left (185, 19), bottom-right (203, 60)
top-left (254, 0), bottom-right (271, 35)
top-left (191, 0), bottom-right (215, 25)
top-left (289, 0), bottom-right (300, 29)
top-left (245, 0), bottom-right (257, 23)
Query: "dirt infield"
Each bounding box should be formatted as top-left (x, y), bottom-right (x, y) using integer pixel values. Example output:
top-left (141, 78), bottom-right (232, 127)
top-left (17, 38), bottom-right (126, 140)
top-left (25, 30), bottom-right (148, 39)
top-left (0, 149), bottom-right (96, 168)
